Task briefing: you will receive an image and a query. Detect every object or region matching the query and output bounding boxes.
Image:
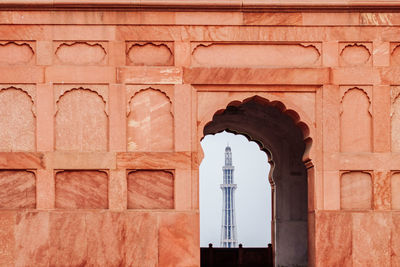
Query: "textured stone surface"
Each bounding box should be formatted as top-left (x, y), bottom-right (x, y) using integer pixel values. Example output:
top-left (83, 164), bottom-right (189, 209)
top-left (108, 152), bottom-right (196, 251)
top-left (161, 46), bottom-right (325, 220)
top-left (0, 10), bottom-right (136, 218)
top-left (339, 43), bottom-right (371, 66)
top-left (341, 171), bottom-right (372, 210)
top-left (55, 42), bottom-right (107, 65)
top-left (0, 171), bottom-right (35, 209)
top-left (0, 88), bottom-right (35, 151)
top-left (0, 5), bottom-right (400, 267)
top-left (125, 212), bottom-right (159, 267)
top-left (183, 67), bottom-right (329, 85)
top-left (127, 170), bottom-right (174, 209)
top-left (392, 213), bottom-right (400, 266)
top-left (127, 88), bottom-right (174, 152)
top-left (392, 87), bottom-right (400, 151)
top-left (55, 170), bottom-right (108, 209)
top-left (127, 42), bottom-right (173, 66)
top-left (159, 212), bottom-right (199, 267)
top-left (86, 212), bottom-right (126, 266)
top-left (315, 212), bottom-right (352, 267)
top-left (49, 212), bottom-right (86, 266)
top-left (0, 152), bottom-right (44, 169)
top-left (0, 42), bottom-right (34, 64)
top-left (340, 88), bottom-right (372, 152)
top-left (117, 152), bottom-right (191, 170)
top-left (391, 44), bottom-right (400, 65)
top-left (192, 43), bottom-right (320, 67)
top-left (392, 173), bottom-right (400, 209)
top-left (55, 88), bottom-right (108, 151)
top-left (352, 212), bottom-right (391, 267)
top-left (373, 171), bottom-right (391, 210)
top-left (15, 212), bottom-right (49, 266)
top-left (0, 212), bottom-right (15, 266)
top-left (118, 66), bottom-right (182, 84)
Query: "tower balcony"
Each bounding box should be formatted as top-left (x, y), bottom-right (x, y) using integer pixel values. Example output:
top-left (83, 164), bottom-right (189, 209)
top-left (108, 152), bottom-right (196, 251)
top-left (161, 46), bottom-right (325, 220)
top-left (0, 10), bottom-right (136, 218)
top-left (220, 184), bottom-right (237, 189)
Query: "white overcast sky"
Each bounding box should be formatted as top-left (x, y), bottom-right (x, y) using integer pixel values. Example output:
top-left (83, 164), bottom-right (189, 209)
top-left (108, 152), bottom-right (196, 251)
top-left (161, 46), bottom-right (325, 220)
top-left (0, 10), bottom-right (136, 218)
top-left (200, 131), bottom-right (272, 247)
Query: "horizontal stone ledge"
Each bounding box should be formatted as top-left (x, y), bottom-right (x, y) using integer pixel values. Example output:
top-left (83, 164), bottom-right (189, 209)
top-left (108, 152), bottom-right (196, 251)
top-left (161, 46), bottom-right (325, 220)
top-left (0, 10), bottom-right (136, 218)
top-left (1, 0), bottom-right (400, 11)
top-left (0, 66), bottom-right (44, 83)
top-left (331, 67), bottom-right (379, 85)
top-left (324, 152), bottom-right (400, 171)
top-left (117, 67), bottom-right (182, 84)
top-left (0, 152), bottom-right (45, 169)
top-left (183, 67), bottom-right (330, 85)
top-left (45, 66), bottom-right (116, 84)
top-left (193, 85), bottom-right (319, 92)
top-left (0, 210), bottom-right (199, 215)
top-left (45, 152), bottom-right (117, 170)
top-left (314, 210), bottom-right (400, 214)
top-left (117, 151), bottom-right (192, 169)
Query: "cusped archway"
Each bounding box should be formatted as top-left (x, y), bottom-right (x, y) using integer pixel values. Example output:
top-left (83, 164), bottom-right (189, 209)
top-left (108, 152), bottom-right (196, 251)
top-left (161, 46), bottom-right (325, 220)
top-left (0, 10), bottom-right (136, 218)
top-left (203, 95), bottom-right (312, 267)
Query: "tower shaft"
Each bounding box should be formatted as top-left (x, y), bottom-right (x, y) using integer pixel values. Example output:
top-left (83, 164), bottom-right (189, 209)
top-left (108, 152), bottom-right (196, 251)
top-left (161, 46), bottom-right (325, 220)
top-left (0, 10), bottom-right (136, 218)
top-left (220, 146), bottom-right (237, 248)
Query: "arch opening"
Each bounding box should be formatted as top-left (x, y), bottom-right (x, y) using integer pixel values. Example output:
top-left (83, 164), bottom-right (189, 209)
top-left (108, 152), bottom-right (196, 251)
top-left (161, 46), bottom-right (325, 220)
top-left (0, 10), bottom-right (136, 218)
top-left (200, 131), bottom-right (271, 248)
top-left (202, 95), bottom-right (311, 267)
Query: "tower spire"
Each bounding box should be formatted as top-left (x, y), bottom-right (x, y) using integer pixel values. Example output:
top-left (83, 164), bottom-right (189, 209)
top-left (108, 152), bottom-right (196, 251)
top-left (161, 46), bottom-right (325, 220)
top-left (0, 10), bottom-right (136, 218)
top-left (220, 144), bottom-right (238, 248)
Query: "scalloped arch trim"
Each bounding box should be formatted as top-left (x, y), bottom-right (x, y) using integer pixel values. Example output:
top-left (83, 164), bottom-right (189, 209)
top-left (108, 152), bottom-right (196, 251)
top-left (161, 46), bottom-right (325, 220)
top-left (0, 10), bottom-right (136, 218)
top-left (204, 95), bottom-right (312, 163)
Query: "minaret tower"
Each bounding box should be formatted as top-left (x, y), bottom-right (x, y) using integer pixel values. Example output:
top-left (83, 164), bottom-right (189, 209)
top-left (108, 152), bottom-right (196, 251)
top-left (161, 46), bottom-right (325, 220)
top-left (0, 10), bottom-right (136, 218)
top-left (220, 144), bottom-right (238, 248)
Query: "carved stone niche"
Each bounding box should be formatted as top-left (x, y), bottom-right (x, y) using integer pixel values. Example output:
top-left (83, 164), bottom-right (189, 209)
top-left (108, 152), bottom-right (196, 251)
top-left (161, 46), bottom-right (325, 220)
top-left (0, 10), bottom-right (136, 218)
top-left (0, 170), bottom-right (36, 209)
top-left (339, 42), bottom-right (372, 66)
top-left (340, 171), bottom-right (372, 210)
top-left (54, 41), bottom-right (108, 65)
top-left (339, 86), bottom-right (372, 152)
top-left (126, 86), bottom-right (174, 152)
top-left (191, 42), bottom-right (321, 67)
top-left (55, 170), bottom-right (108, 209)
top-left (0, 86), bottom-right (36, 152)
top-left (127, 170), bottom-right (174, 209)
top-left (126, 42), bottom-right (174, 66)
top-left (0, 41), bottom-right (35, 65)
top-left (54, 85), bottom-right (109, 152)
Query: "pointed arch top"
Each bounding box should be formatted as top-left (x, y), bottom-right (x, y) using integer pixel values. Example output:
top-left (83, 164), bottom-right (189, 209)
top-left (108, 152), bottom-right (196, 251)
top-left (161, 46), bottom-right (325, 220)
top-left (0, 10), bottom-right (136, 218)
top-left (203, 95), bottom-right (312, 169)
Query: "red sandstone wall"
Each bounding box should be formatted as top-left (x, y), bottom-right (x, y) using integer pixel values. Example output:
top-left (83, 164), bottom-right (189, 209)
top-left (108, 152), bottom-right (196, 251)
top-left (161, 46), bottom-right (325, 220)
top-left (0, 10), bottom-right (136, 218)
top-left (0, 4), bottom-right (398, 266)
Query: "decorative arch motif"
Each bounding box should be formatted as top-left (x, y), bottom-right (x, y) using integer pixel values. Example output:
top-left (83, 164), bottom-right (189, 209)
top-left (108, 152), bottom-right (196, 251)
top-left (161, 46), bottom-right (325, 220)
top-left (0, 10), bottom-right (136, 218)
top-left (0, 87), bottom-right (36, 151)
top-left (340, 43), bottom-right (371, 66)
top-left (340, 87), bottom-right (372, 115)
top-left (55, 88), bottom-right (108, 151)
top-left (55, 42), bottom-right (107, 65)
top-left (127, 88), bottom-right (174, 152)
top-left (126, 87), bottom-right (173, 116)
top-left (126, 42), bottom-right (173, 66)
top-left (203, 95), bottom-right (310, 267)
top-left (0, 86), bottom-right (36, 115)
top-left (340, 87), bottom-right (372, 152)
top-left (0, 42), bottom-right (34, 64)
top-left (55, 87), bottom-right (108, 115)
